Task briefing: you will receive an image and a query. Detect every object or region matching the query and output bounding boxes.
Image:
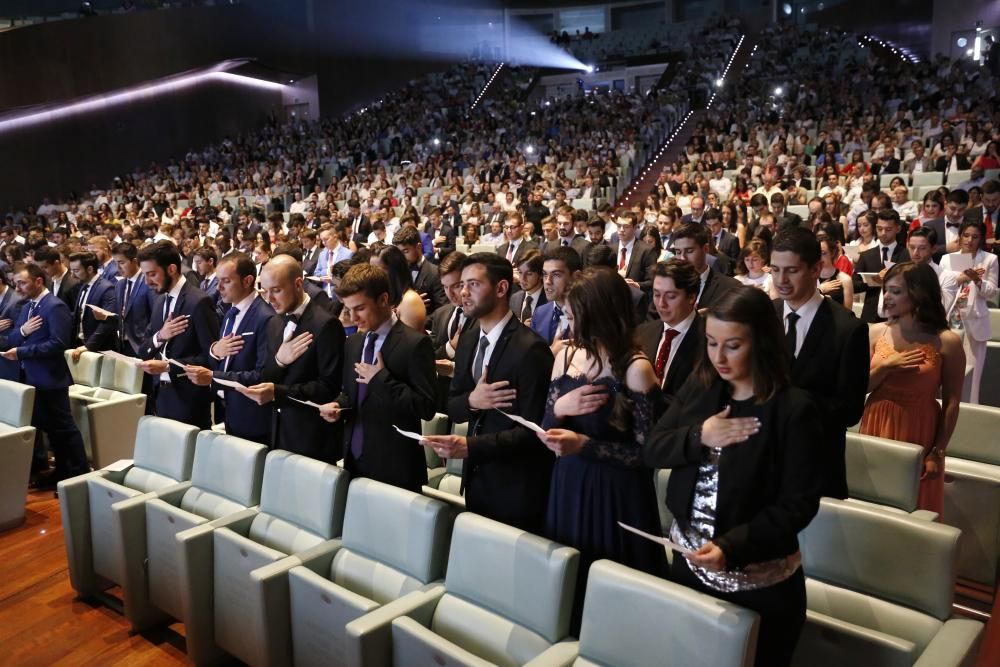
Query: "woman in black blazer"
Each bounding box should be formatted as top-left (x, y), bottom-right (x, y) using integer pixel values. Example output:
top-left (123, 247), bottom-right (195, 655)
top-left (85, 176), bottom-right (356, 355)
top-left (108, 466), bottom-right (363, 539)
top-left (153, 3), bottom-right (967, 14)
top-left (644, 285), bottom-right (824, 667)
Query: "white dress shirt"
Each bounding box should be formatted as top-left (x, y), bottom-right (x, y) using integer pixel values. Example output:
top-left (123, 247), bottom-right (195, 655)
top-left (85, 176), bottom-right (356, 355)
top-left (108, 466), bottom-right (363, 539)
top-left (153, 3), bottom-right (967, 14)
top-left (783, 290), bottom-right (823, 357)
top-left (475, 309), bottom-right (514, 377)
top-left (155, 276), bottom-right (187, 381)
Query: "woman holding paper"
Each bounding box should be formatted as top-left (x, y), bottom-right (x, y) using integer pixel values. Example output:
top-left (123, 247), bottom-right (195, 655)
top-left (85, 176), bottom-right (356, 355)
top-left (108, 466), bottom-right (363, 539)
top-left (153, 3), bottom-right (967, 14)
top-left (940, 220), bottom-right (998, 404)
top-left (644, 286), bottom-right (823, 667)
top-left (536, 267), bottom-right (668, 631)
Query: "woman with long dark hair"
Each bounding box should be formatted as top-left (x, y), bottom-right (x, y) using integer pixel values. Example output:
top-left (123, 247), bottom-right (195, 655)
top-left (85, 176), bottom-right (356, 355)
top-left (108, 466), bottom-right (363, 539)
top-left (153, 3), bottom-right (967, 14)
top-left (369, 244), bottom-right (426, 331)
top-left (536, 266), bottom-right (668, 630)
top-left (860, 262), bottom-right (965, 514)
top-left (644, 285), bottom-right (823, 667)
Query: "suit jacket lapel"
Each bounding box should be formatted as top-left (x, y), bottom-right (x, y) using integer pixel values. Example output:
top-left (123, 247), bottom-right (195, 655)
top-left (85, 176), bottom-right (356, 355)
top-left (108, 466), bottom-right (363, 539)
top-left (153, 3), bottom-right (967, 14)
top-left (380, 321), bottom-right (404, 362)
top-left (482, 315), bottom-right (519, 383)
top-left (795, 299), bottom-right (831, 371)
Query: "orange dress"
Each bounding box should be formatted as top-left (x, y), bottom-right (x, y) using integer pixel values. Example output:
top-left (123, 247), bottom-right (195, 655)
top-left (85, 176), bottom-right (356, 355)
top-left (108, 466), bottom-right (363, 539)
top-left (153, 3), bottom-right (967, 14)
top-left (859, 334), bottom-right (944, 515)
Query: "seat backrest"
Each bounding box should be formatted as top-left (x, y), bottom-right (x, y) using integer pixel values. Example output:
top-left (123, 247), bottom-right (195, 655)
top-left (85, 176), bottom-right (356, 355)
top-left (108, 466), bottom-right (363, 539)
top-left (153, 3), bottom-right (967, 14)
top-left (341, 479), bottom-right (451, 583)
top-left (845, 433), bottom-right (922, 511)
top-left (180, 431), bottom-right (267, 518)
top-left (0, 379), bottom-right (34, 428)
top-left (948, 403), bottom-right (1000, 465)
top-left (64, 350), bottom-right (103, 388)
top-left (122, 416), bottom-right (198, 491)
top-left (578, 560), bottom-right (758, 667)
top-left (799, 499), bottom-right (960, 619)
top-left (99, 355), bottom-right (144, 394)
top-left (250, 450), bottom-right (348, 552)
top-left (991, 310), bottom-right (1000, 342)
top-left (443, 513), bottom-right (578, 643)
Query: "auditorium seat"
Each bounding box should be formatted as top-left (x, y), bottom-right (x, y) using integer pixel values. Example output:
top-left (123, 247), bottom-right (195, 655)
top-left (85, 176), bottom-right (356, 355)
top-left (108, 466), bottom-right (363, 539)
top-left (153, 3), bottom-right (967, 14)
top-left (911, 172), bottom-right (945, 188)
top-left (288, 479), bottom-right (453, 666)
top-left (141, 432), bottom-right (267, 662)
top-left (947, 170), bottom-right (972, 186)
top-left (209, 450), bottom-right (349, 666)
top-left (69, 353), bottom-right (147, 468)
top-left (989, 309), bottom-right (1000, 342)
top-left (845, 433), bottom-right (937, 520)
top-left (65, 349), bottom-right (104, 394)
top-left (546, 559), bottom-right (759, 667)
top-left (58, 416), bottom-right (198, 625)
top-left (982, 343), bottom-right (1000, 407)
top-left (422, 413), bottom-right (449, 478)
top-left (793, 499), bottom-right (982, 667)
top-left (390, 513), bottom-right (578, 666)
top-left (0, 380), bottom-right (36, 531)
top-left (423, 422), bottom-right (466, 509)
top-left (944, 403), bottom-right (1000, 600)
top-left (571, 198), bottom-right (593, 211)
top-left (788, 204), bottom-right (809, 219)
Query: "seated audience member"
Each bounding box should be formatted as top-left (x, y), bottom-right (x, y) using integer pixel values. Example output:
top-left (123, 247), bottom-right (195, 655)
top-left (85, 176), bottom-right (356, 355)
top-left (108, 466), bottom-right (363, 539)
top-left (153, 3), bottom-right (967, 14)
top-left (320, 263), bottom-right (437, 491)
top-left (734, 238), bottom-right (774, 296)
top-left (645, 286), bottom-right (823, 667)
top-left (859, 263), bottom-right (965, 515)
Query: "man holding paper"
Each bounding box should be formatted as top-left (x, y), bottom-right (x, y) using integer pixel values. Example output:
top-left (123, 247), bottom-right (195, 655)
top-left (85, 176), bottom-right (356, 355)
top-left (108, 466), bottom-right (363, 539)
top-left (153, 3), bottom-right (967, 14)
top-left (67, 252), bottom-right (117, 360)
top-left (319, 263), bottom-right (436, 492)
top-left (852, 209), bottom-right (909, 323)
top-left (183, 254), bottom-right (275, 445)
top-left (423, 253), bottom-right (555, 533)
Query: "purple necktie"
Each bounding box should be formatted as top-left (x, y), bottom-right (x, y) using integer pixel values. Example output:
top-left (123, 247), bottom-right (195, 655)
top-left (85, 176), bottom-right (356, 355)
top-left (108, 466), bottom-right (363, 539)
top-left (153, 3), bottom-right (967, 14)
top-left (350, 332), bottom-right (378, 459)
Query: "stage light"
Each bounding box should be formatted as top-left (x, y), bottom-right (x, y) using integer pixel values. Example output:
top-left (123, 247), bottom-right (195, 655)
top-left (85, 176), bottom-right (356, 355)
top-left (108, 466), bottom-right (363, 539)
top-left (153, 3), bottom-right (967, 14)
top-left (715, 79), bottom-right (723, 87)
top-left (525, 145), bottom-right (535, 154)
top-left (774, 86), bottom-right (784, 96)
top-left (433, 138), bottom-right (441, 146)
top-left (585, 65), bottom-right (595, 73)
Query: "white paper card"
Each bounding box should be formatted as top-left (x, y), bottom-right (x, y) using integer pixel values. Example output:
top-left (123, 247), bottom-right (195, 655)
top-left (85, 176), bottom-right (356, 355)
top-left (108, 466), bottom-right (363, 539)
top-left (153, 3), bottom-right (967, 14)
top-left (289, 396), bottom-right (324, 409)
top-left (102, 458), bottom-right (134, 472)
top-left (393, 425), bottom-right (425, 441)
top-left (497, 410), bottom-right (545, 434)
top-left (617, 521), bottom-right (693, 555)
top-left (213, 377), bottom-right (248, 390)
top-left (167, 358), bottom-right (186, 369)
top-left (306, 276), bottom-right (325, 282)
top-left (859, 272), bottom-right (882, 286)
top-left (948, 253), bottom-right (974, 272)
top-left (86, 304), bottom-right (117, 317)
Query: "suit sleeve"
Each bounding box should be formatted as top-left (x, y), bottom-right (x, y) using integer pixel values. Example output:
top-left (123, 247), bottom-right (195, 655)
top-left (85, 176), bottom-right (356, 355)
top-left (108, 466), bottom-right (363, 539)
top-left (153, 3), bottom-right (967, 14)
top-left (269, 317), bottom-right (344, 404)
top-left (84, 286), bottom-right (119, 351)
top-left (213, 314), bottom-right (274, 385)
top-left (832, 317), bottom-right (870, 429)
top-left (851, 252), bottom-right (870, 293)
top-left (638, 247), bottom-right (656, 291)
top-left (367, 334), bottom-right (437, 421)
top-left (15, 304), bottom-right (72, 359)
top-left (713, 395), bottom-right (823, 568)
top-left (466, 338), bottom-right (554, 462)
top-left (169, 297), bottom-right (219, 370)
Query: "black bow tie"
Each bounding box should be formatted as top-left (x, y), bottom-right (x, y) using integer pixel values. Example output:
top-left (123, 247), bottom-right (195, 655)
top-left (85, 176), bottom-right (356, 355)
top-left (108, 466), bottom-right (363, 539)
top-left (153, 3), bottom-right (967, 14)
top-left (946, 221), bottom-right (961, 229)
top-left (284, 313), bottom-right (300, 324)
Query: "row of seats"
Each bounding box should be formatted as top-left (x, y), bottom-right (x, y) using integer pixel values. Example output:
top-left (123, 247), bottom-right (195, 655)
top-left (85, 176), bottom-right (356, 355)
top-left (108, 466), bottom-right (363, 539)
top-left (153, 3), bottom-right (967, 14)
top-left (57, 413), bottom-right (984, 666)
top-left (0, 379), bottom-right (36, 531)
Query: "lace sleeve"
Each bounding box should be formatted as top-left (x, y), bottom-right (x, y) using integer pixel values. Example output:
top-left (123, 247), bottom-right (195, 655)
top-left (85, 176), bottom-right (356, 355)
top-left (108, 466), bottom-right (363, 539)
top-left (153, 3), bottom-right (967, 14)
top-left (541, 380), bottom-right (562, 430)
top-left (579, 388), bottom-right (666, 468)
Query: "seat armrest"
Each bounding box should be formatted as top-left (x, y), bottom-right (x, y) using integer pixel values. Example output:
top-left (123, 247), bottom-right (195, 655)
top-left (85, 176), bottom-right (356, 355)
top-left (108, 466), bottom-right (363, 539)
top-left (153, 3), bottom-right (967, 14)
top-left (295, 540), bottom-right (342, 575)
top-left (910, 509), bottom-right (940, 522)
top-left (914, 619), bottom-right (984, 667)
top-left (58, 470), bottom-right (115, 596)
top-left (86, 395), bottom-right (146, 468)
top-left (150, 481), bottom-right (192, 507)
top-left (345, 583), bottom-right (446, 667)
top-left (391, 615), bottom-right (493, 667)
top-left (523, 640), bottom-right (580, 667)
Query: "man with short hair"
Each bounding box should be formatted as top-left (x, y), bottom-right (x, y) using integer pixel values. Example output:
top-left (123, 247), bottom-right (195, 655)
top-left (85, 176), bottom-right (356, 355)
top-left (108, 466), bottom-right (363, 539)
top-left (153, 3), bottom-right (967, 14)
top-left (510, 249), bottom-right (546, 324)
top-left (496, 213), bottom-right (538, 266)
top-left (681, 196), bottom-right (706, 225)
top-left (771, 192), bottom-right (804, 229)
top-left (423, 207), bottom-right (457, 263)
top-left (531, 247), bottom-right (582, 344)
top-left (907, 227), bottom-right (959, 311)
top-left (300, 229), bottom-right (321, 276)
top-left (319, 263), bottom-right (437, 491)
top-left (543, 209), bottom-right (591, 261)
top-left (637, 259), bottom-right (704, 400)
top-left (423, 253), bottom-right (555, 533)
top-left (87, 236), bottom-right (119, 282)
top-left (852, 209), bottom-right (910, 323)
top-left (704, 208), bottom-right (739, 271)
top-left (671, 223), bottom-right (740, 308)
top-left (395, 225), bottom-right (447, 312)
top-left (67, 251), bottom-right (116, 358)
top-left (429, 251), bottom-right (469, 408)
top-left (891, 186), bottom-right (920, 221)
top-left (34, 246), bottom-right (79, 310)
top-left (239, 255), bottom-right (345, 462)
top-left (1, 264), bottom-right (89, 487)
top-left (771, 227), bottom-right (868, 499)
top-left (610, 210), bottom-right (656, 293)
top-left (964, 179), bottom-right (999, 252)
top-left (136, 241), bottom-right (220, 428)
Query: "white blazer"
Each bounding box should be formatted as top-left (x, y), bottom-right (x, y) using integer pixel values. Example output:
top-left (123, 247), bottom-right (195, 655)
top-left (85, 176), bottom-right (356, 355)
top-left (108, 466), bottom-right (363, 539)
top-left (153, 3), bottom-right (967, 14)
top-left (941, 249), bottom-right (998, 341)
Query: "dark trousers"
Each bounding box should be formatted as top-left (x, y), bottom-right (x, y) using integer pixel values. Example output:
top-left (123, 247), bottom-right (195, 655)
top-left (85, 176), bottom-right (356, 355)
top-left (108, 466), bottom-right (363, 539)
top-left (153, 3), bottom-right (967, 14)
top-left (155, 381), bottom-right (211, 429)
top-left (32, 388), bottom-right (89, 479)
top-left (672, 556), bottom-right (806, 667)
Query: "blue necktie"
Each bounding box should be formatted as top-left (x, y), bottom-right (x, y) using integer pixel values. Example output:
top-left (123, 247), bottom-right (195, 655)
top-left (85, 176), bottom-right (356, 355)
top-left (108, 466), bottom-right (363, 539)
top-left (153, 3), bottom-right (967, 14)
top-left (350, 332), bottom-right (379, 459)
top-left (548, 305), bottom-right (563, 343)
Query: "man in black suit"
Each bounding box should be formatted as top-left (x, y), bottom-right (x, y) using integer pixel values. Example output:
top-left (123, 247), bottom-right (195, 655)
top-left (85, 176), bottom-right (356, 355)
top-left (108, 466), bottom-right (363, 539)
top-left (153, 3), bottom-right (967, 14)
top-left (772, 227), bottom-right (868, 499)
top-left (429, 251), bottom-right (469, 410)
top-left (610, 210), bottom-right (657, 293)
top-left (345, 200), bottom-right (372, 247)
top-left (680, 196), bottom-right (706, 226)
top-left (540, 209), bottom-right (591, 263)
top-left (705, 208), bottom-right (740, 272)
top-left (66, 251), bottom-right (117, 357)
top-left (395, 226), bottom-right (448, 313)
top-left (496, 212), bottom-right (538, 267)
top-left (671, 223), bottom-right (740, 309)
top-left (509, 250), bottom-right (546, 324)
top-left (137, 241), bottom-right (220, 429)
top-left (423, 208), bottom-right (456, 264)
top-left (423, 253), bottom-right (555, 533)
top-left (192, 247), bottom-right (223, 317)
top-left (300, 229), bottom-right (321, 276)
top-left (35, 246), bottom-right (79, 311)
top-left (964, 179), bottom-right (999, 252)
top-left (637, 260), bottom-right (705, 402)
top-left (239, 255), bottom-right (345, 463)
top-left (320, 263), bottom-right (437, 491)
top-left (771, 193), bottom-right (805, 229)
top-left (851, 209), bottom-right (909, 323)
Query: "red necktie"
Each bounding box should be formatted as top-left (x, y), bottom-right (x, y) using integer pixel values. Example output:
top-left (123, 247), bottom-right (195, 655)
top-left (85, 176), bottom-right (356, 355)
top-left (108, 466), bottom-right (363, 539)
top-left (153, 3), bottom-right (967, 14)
top-left (506, 243), bottom-right (515, 262)
top-left (618, 247), bottom-right (627, 271)
top-left (654, 328), bottom-right (680, 383)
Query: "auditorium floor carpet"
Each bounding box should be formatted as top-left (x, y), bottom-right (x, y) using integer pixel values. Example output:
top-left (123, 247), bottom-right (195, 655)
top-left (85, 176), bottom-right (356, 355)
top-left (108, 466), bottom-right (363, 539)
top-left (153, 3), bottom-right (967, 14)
top-left (1, 488), bottom-right (997, 666)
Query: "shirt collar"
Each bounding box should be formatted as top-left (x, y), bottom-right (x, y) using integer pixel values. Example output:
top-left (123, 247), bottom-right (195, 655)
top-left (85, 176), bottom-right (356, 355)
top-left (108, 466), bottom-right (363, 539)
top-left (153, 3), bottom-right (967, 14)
top-left (167, 275), bottom-right (186, 300)
top-left (233, 292), bottom-right (257, 314)
top-left (33, 288), bottom-right (51, 305)
top-left (665, 308), bottom-right (697, 333)
top-left (877, 240), bottom-right (897, 253)
top-left (481, 309), bottom-right (514, 346)
top-left (85, 273), bottom-right (101, 288)
top-left (291, 292), bottom-right (311, 318)
top-left (783, 290), bottom-right (823, 318)
top-left (371, 312), bottom-right (397, 339)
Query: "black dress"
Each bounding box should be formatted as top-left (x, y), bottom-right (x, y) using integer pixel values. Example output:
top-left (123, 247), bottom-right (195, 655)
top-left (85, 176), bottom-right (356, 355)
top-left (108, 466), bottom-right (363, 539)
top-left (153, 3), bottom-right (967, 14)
top-left (542, 362), bottom-right (669, 628)
top-left (819, 267), bottom-right (845, 305)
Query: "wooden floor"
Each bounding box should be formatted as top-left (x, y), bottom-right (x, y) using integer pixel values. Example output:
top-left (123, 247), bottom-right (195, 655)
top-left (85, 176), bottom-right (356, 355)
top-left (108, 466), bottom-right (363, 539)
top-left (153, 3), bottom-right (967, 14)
top-left (1, 488), bottom-right (998, 666)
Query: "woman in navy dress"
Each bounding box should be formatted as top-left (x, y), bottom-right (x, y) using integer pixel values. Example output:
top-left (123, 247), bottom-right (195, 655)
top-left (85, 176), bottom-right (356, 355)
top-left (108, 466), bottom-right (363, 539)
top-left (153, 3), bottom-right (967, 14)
top-left (537, 266), bottom-right (668, 630)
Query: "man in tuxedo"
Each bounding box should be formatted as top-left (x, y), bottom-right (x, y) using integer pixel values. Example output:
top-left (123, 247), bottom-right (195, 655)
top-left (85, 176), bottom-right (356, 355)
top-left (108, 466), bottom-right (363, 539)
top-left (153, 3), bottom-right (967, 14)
top-left (88, 237), bottom-right (120, 283)
top-left (429, 251), bottom-right (469, 409)
top-left (423, 208), bottom-right (456, 264)
top-left (610, 210), bottom-right (657, 293)
top-left (109, 242), bottom-right (155, 357)
top-left (852, 209), bottom-right (909, 323)
top-left (671, 223), bottom-right (740, 309)
top-left (772, 227), bottom-right (868, 499)
top-left (66, 252), bottom-right (117, 358)
top-left (34, 246), bottom-right (79, 310)
top-left (320, 263), bottom-right (437, 491)
top-left (637, 260), bottom-right (704, 402)
top-left (2, 264), bottom-right (88, 487)
top-left (300, 229), bottom-right (321, 276)
top-left (346, 200), bottom-right (372, 247)
top-left (705, 208), bottom-right (740, 271)
top-left (532, 247), bottom-right (582, 344)
top-left (496, 213), bottom-right (538, 266)
top-left (510, 250), bottom-right (546, 324)
top-left (239, 255), bottom-right (345, 463)
top-left (183, 254), bottom-right (276, 446)
top-left (541, 209), bottom-right (591, 262)
top-left (136, 241), bottom-right (220, 429)
top-left (395, 226), bottom-right (447, 313)
top-left (423, 253), bottom-right (555, 533)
